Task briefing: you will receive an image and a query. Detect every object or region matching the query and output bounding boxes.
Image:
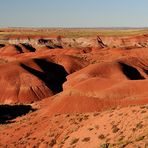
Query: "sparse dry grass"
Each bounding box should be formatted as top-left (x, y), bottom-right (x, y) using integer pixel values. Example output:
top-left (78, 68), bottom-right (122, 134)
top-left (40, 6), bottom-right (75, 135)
top-left (0, 28), bottom-right (148, 40)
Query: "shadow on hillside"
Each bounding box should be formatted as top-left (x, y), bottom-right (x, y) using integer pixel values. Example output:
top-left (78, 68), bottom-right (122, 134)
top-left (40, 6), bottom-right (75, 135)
top-left (119, 62), bottom-right (145, 80)
top-left (0, 44), bottom-right (5, 48)
top-left (0, 105), bottom-right (36, 124)
top-left (144, 69), bottom-right (148, 75)
top-left (21, 58), bottom-right (68, 93)
top-left (21, 43), bottom-right (36, 52)
top-left (15, 45), bottom-right (23, 53)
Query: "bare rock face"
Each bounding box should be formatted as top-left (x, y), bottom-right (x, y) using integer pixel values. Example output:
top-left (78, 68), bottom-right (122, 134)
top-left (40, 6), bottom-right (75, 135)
top-left (6, 34), bottom-right (148, 49)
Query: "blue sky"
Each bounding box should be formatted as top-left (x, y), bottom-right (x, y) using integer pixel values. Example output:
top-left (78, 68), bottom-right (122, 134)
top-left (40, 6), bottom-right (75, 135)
top-left (0, 0), bottom-right (148, 27)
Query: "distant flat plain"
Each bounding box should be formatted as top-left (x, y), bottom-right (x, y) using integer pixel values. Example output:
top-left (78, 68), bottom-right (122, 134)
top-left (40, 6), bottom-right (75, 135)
top-left (1, 28), bottom-right (148, 38)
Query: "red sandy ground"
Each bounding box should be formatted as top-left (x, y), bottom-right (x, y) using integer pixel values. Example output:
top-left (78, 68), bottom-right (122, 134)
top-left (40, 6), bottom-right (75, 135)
top-left (0, 34), bottom-right (148, 147)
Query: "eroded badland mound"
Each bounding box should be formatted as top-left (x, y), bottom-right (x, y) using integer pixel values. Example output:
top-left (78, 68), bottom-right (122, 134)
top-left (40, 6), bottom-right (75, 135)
top-left (0, 30), bottom-right (148, 147)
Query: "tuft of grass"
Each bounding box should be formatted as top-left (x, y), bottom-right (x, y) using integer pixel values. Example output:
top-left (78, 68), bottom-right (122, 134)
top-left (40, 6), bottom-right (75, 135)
top-left (136, 122), bottom-right (143, 129)
top-left (93, 112), bottom-right (100, 117)
top-left (100, 143), bottom-right (110, 148)
top-left (145, 143), bottom-right (148, 148)
top-left (82, 137), bottom-right (90, 142)
top-left (49, 139), bottom-right (56, 147)
top-left (141, 110), bottom-right (147, 114)
top-left (94, 125), bottom-right (99, 130)
top-left (111, 140), bottom-right (132, 148)
top-left (135, 135), bottom-right (145, 141)
top-left (63, 135), bottom-right (69, 141)
top-left (98, 134), bottom-right (105, 140)
top-left (112, 125), bottom-right (120, 133)
top-left (118, 136), bottom-right (125, 142)
top-left (88, 127), bottom-right (94, 131)
top-left (70, 138), bottom-right (79, 145)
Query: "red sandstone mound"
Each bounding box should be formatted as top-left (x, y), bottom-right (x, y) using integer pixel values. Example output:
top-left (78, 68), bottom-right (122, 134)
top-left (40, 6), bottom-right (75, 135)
top-left (43, 57), bottom-right (148, 114)
top-left (49, 54), bottom-right (89, 74)
top-left (64, 57), bottom-right (148, 89)
top-left (0, 61), bottom-right (51, 104)
top-left (1, 35), bottom-right (148, 108)
top-left (0, 52), bottom-right (89, 104)
top-left (0, 45), bottom-right (23, 56)
top-left (0, 58), bottom-right (68, 104)
top-left (0, 33), bottom-right (148, 147)
top-left (0, 43), bottom-right (37, 56)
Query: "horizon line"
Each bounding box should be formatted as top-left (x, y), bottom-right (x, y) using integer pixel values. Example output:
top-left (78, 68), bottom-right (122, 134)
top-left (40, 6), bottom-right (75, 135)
top-left (1, 27), bottom-right (148, 30)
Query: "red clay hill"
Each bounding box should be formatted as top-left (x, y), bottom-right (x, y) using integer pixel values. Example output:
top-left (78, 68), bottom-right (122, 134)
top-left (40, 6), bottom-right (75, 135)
top-left (0, 32), bottom-right (148, 147)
